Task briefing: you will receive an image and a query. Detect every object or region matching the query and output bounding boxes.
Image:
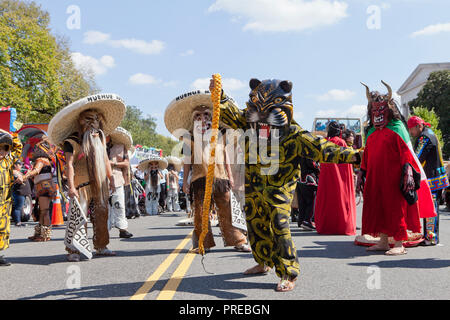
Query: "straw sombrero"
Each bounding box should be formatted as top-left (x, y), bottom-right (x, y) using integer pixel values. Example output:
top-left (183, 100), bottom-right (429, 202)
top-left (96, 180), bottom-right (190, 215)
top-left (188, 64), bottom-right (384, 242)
top-left (109, 127), bottom-right (133, 151)
top-left (48, 93), bottom-right (126, 146)
top-left (137, 155), bottom-right (168, 172)
top-left (165, 156), bottom-right (182, 172)
top-left (164, 90), bottom-right (213, 136)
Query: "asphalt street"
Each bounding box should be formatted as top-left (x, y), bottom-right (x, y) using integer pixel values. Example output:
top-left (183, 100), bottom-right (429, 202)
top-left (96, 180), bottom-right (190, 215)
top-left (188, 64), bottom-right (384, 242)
top-left (1, 204), bottom-right (450, 301)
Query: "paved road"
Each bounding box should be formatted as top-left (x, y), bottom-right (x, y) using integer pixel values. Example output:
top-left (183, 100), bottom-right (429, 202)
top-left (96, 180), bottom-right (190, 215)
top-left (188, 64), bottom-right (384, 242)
top-left (1, 204), bottom-right (450, 300)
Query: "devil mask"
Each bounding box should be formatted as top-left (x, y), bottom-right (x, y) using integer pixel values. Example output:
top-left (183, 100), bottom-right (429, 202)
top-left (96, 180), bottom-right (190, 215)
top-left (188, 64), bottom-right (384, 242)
top-left (361, 81), bottom-right (394, 130)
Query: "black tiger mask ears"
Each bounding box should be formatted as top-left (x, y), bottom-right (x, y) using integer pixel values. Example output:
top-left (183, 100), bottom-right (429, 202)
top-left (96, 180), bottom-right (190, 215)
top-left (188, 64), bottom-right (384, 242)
top-left (246, 78), bottom-right (294, 128)
top-left (249, 79), bottom-right (293, 94)
top-left (250, 78), bottom-right (262, 90)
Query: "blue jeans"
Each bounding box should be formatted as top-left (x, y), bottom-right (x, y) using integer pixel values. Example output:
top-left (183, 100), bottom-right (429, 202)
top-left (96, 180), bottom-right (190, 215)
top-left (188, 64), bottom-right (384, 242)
top-left (12, 192), bottom-right (25, 223)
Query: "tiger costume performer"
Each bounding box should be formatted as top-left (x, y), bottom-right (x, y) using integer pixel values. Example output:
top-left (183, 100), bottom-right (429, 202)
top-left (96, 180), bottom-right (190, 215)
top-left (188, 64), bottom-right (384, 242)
top-left (0, 129), bottom-right (22, 266)
top-left (212, 78), bottom-right (360, 292)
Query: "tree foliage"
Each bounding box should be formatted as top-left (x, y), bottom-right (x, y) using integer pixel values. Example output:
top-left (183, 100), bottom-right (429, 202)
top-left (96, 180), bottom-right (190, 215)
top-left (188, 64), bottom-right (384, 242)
top-left (409, 70), bottom-right (450, 159)
top-left (121, 106), bottom-right (178, 156)
top-left (0, 0), bottom-right (97, 124)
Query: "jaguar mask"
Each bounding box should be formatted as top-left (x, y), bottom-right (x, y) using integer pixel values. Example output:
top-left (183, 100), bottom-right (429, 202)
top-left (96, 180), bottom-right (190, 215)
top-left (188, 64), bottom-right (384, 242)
top-left (245, 79), bottom-right (294, 140)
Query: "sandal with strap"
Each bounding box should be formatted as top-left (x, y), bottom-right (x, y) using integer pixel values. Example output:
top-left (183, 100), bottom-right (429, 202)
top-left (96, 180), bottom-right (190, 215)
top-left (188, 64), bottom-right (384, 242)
top-left (276, 277), bottom-right (297, 292)
top-left (385, 247), bottom-right (407, 256)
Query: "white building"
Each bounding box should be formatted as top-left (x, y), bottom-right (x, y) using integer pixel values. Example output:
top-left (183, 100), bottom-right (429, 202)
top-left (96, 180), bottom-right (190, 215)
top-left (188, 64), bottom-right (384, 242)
top-left (397, 62), bottom-right (450, 118)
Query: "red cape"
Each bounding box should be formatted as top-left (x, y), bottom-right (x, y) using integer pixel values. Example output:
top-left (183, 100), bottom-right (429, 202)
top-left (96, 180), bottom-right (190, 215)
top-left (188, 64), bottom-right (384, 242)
top-left (315, 136), bottom-right (357, 236)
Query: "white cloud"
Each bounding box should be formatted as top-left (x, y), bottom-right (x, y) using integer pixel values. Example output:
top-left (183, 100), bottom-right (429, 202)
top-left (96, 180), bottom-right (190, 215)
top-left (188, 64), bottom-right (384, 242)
top-left (317, 89), bottom-right (356, 101)
top-left (128, 73), bottom-right (178, 87)
top-left (109, 39), bottom-right (165, 55)
top-left (191, 77), bottom-right (247, 92)
top-left (315, 105), bottom-right (367, 118)
top-left (208, 0), bottom-right (349, 32)
top-left (71, 52), bottom-right (115, 76)
top-left (191, 78), bottom-right (210, 90)
top-left (180, 49), bottom-right (195, 57)
top-left (83, 30), bottom-right (111, 44)
top-left (411, 22), bottom-right (450, 37)
top-left (83, 30), bottom-right (165, 55)
top-left (341, 104), bottom-right (367, 118)
top-left (129, 73), bottom-right (161, 85)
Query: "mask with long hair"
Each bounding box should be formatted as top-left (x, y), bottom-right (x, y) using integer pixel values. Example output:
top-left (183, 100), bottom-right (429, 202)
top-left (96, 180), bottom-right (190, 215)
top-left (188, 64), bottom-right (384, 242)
top-left (78, 110), bottom-right (109, 205)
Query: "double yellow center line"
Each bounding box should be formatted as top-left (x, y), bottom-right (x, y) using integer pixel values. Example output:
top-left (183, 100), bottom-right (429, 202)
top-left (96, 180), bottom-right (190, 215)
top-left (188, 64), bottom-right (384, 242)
top-left (130, 230), bottom-right (196, 300)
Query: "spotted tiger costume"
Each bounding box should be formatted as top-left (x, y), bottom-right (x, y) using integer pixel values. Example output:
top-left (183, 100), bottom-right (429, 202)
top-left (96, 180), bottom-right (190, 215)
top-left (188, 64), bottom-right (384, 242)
top-left (0, 132), bottom-right (22, 251)
top-left (218, 79), bottom-right (359, 280)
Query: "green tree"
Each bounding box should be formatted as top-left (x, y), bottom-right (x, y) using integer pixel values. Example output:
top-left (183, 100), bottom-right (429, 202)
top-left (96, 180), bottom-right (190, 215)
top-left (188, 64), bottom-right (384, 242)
top-left (121, 105), bottom-right (178, 156)
top-left (409, 70), bottom-right (450, 159)
top-left (0, 0), bottom-right (98, 124)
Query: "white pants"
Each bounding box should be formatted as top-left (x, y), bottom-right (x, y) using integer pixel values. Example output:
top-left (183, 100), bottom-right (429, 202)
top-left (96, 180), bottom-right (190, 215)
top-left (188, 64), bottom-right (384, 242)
top-left (166, 188), bottom-right (180, 212)
top-left (108, 186), bottom-right (128, 230)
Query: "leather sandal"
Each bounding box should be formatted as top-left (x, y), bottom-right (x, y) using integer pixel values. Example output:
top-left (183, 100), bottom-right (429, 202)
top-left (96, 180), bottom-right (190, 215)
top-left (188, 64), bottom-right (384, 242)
top-left (276, 276), bottom-right (297, 292)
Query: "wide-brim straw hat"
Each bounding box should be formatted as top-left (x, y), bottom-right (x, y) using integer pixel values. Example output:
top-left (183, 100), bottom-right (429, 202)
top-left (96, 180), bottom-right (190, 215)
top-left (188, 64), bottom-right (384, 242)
top-left (137, 155), bottom-right (168, 172)
top-left (48, 93), bottom-right (126, 146)
top-left (165, 90), bottom-right (214, 136)
top-left (165, 156), bottom-right (182, 172)
top-left (110, 127), bottom-right (133, 151)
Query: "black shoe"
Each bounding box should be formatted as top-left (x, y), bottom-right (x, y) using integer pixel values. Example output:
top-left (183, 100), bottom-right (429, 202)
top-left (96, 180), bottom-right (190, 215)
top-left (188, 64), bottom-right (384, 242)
top-left (0, 256), bottom-right (11, 267)
top-left (119, 230), bottom-right (133, 239)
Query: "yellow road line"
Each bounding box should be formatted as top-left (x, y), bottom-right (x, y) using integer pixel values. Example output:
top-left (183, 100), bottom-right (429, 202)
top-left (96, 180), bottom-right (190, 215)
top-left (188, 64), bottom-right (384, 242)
top-left (130, 231), bottom-right (193, 300)
top-left (156, 251), bottom-right (197, 300)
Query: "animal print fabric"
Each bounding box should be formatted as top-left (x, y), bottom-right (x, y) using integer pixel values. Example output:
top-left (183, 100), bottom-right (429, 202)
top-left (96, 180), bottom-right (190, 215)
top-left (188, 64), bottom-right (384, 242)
top-left (219, 95), bottom-right (358, 279)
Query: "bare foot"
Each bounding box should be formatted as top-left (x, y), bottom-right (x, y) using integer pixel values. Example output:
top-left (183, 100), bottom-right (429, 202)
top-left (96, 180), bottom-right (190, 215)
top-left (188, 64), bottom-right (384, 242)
top-left (367, 243), bottom-right (390, 251)
top-left (244, 264), bottom-right (270, 275)
top-left (385, 246), bottom-right (407, 256)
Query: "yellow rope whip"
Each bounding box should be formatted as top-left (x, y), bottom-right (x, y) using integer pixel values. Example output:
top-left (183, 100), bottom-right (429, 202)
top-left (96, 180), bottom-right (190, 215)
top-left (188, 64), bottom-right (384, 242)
top-left (198, 74), bottom-right (222, 256)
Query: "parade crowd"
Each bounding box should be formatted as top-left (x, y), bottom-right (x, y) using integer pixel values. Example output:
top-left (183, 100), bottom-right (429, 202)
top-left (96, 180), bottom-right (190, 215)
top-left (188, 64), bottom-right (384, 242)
top-left (0, 76), bottom-right (448, 293)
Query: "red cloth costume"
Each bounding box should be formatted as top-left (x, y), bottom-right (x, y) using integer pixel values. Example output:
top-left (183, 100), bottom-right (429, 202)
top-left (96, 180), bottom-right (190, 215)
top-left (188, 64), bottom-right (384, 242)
top-left (315, 136), bottom-right (357, 235)
top-left (361, 126), bottom-right (426, 241)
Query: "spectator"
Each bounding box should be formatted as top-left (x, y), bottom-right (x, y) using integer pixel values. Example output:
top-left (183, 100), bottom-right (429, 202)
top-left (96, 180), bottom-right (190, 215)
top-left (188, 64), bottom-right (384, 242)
top-left (166, 157), bottom-right (182, 212)
top-left (297, 157), bottom-right (320, 230)
top-left (343, 129), bottom-right (356, 148)
top-left (12, 161), bottom-right (32, 227)
top-left (159, 165), bottom-right (169, 212)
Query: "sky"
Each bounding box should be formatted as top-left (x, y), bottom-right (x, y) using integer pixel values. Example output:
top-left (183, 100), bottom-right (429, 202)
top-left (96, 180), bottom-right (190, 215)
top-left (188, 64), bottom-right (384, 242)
top-left (33, 0), bottom-right (450, 138)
